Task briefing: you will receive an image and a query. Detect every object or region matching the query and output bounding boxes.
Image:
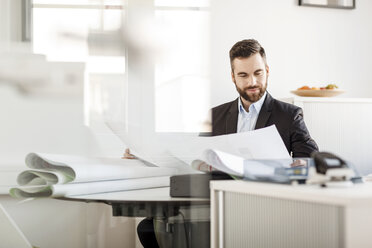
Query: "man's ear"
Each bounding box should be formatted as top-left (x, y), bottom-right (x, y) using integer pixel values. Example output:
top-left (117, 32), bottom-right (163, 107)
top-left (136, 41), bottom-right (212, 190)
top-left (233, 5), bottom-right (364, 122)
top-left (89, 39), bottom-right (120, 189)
top-left (266, 65), bottom-right (270, 76)
top-left (231, 70), bottom-right (235, 83)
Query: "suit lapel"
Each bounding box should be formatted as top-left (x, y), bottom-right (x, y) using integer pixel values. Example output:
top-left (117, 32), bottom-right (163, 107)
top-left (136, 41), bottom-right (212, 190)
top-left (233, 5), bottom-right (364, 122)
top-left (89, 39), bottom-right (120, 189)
top-left (226, 98), bottom-right (239, 134)
top-left (255, 92), bottom-right (273, 129)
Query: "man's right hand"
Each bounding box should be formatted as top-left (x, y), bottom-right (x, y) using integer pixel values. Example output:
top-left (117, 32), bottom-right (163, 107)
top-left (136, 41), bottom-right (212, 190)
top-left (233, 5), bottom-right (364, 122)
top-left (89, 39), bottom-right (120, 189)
top-left (290, 159), bottom-right (307, 167)
top-left (122, 148), bottom-right (136, 159)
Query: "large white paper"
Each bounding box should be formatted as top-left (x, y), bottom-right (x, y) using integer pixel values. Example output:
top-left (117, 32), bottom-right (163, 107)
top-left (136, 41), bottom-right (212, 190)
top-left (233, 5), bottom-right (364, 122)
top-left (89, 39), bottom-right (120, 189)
top-left (170, 125), bottom-right (290, 164)
top-left (19, 153), bottom-right (177, 185)
top-left (10, 125), bottom-right (291, 197)
top-left (10, 176), bottom-right (170, 198)
top-left (10, 153), bottom-right (178, 198)
top-left (202, 149), bottom-right (293, 178)
top-left (168, 125), bottom-right (292, 177)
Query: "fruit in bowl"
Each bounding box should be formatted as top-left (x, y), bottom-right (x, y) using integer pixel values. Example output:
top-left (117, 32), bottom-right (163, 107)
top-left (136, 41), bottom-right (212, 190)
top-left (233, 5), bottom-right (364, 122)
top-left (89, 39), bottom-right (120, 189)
top-left (298, 84), bottom-right (339, 90)
top-left (325, 84), bottom-right (338, 89)
top-left (298, 85), bottom-right (311, 90)
top-left (292, 84), bottom-right (343, 97)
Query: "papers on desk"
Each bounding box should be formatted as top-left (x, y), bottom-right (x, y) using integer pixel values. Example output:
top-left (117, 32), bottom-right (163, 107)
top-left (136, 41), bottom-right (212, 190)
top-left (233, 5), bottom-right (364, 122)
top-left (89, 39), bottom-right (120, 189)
top-left (170, 125), bottom-right (291, 177)
top-left (10, 153), bottom-right (177, 198)
top-left (203, 149), bottom-right (304, 182)
top-left (169, 125), bottom-right (289, 164)
top-left (10, 125), bottom-right (293, 197)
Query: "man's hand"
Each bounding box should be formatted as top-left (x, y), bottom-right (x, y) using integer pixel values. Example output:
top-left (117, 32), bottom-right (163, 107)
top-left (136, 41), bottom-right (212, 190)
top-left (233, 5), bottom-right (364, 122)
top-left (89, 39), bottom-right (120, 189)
top-left (122, 148), bottom-right (136, 159)
top-left (290, 159), bottom-right (307, 167)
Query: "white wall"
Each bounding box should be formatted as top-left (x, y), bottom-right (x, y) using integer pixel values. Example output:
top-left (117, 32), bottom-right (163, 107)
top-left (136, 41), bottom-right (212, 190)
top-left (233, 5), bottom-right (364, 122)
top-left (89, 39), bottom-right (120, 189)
top-left (0, 84), bottom-right (132, 247)
top-left (0, 0), bottom-right (22, 43)
top-left (0, 87), bottom-right (90, 166)
top-left (210, 0), bottom-right (372, 106)
top-left (0, 195), bottom-right (136, 248)
top-left (0, 83), bottom-right (126, 170)
top-left (0, 85), bottom-right (136, 247)
top-left (0, 1), bottom-right (136, 246)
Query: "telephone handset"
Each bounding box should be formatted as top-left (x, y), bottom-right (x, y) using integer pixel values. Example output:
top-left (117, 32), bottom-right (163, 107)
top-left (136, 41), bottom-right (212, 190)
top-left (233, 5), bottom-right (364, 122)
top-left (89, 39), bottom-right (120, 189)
top-left (312, 152), bottom-right (348, 174)
top-left (308, 151), bottom-right (357, 187)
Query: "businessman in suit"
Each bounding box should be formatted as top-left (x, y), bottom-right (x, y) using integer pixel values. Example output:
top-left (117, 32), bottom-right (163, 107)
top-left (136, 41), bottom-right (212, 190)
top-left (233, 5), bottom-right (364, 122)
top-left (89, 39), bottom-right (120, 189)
top-left (130, 39), bottom-right (318, 248)
top-left (212, 39), bottom-right (318, 157)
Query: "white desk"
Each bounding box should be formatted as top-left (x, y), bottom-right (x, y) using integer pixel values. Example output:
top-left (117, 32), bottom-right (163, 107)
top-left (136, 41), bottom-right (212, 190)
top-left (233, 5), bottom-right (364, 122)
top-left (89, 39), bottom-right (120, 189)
top-left (61, 187), bottom-right (209, 217)
top-left (59, 187), bottom-right (210, 248)
top-left (210, 180), bottom-right (372, 248)
top-left (64, 187), bottom-right (207, 202)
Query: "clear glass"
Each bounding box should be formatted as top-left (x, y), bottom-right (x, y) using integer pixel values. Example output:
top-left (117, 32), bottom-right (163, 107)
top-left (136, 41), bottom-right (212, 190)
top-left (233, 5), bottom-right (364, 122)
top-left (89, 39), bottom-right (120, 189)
top-left (33, 3), bottom-right (126, 128)
top-left (33, 8), bottom-right (123, 61)
top-left (33, 0), bottom-right (124, 5)
top-left (31, 1), bottom-right (212, 247)
top-left (154, 10), bottom-right (210, 132)
top-left (155, 0), bottom-right (209, 7)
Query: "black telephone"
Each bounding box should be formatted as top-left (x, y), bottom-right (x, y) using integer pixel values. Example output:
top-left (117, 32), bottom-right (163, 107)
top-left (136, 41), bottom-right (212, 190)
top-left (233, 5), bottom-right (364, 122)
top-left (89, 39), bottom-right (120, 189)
top-left (311, 151), bottom-right (362, 184)
top-left (312, 152), bottom-right (348, 175)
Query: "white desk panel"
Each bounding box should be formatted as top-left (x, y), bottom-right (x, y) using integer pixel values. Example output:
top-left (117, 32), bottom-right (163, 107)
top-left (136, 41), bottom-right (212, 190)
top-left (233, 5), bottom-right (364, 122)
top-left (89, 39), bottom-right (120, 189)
top-left (211, 180), bottom-right (372, 248)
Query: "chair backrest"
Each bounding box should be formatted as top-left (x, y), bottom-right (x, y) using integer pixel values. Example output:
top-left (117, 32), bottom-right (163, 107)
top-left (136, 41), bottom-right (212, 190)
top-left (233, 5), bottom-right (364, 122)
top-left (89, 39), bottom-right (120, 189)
top-left (0, 204), bottom-right (33, 248)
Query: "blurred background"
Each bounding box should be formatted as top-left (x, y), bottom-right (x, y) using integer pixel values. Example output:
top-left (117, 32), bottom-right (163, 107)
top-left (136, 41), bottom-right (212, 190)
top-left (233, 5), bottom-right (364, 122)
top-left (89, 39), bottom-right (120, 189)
top-left (1, 0), bottom-right (372, 247)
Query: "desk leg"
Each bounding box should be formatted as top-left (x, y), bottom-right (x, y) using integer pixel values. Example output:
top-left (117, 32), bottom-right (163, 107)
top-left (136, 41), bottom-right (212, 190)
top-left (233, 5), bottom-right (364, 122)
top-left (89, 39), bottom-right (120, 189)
top-left (153, 207), bottom-right (210, 248)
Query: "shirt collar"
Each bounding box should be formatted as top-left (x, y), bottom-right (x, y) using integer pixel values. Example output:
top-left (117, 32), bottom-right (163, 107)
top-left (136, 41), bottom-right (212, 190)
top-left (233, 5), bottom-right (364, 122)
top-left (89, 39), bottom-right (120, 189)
top-left (238, 91), bottom-right (267, 115)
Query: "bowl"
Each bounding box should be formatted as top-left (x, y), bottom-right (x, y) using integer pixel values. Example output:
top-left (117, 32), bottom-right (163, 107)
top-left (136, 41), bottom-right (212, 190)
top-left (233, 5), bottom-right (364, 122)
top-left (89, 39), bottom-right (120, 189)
top-left (290, 89), bottom-right (345, 97)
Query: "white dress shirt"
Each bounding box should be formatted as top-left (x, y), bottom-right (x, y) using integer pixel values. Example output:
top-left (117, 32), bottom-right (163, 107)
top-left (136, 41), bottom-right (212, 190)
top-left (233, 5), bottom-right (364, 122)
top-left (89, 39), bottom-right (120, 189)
top-left (237, 91), bottom-right (267, 133)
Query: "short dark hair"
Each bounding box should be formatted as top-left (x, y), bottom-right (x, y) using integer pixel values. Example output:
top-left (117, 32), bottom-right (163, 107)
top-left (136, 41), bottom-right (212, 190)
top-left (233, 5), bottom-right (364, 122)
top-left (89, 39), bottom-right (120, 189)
top-left (229, 39), bottom-right (267, 69)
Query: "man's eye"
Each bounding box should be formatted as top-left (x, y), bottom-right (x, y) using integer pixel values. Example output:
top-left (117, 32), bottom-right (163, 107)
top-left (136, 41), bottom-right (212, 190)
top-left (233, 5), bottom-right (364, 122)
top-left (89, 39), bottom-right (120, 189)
top-left (255, 71), bottom-right (263, 76)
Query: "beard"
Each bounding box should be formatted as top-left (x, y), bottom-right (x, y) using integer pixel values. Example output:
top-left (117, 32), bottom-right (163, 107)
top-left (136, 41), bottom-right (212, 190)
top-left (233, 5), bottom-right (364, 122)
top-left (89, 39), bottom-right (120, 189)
top-left (235, 79), bottom-right (267, 103)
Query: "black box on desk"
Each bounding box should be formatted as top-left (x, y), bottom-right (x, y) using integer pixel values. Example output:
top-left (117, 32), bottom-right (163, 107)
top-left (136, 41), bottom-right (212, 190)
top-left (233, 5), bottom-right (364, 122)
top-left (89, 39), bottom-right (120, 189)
top-left (170, 172), bottom-right (233, 198)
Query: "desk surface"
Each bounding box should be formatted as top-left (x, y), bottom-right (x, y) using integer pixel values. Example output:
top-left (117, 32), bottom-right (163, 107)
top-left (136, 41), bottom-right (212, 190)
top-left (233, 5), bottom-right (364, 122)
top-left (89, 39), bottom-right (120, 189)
top-left (211, 180), bottom-right (372, 206)
top-left (58, 187), bottom-right (210, 217)
top-left (61, 186), bottom-right (209, 203)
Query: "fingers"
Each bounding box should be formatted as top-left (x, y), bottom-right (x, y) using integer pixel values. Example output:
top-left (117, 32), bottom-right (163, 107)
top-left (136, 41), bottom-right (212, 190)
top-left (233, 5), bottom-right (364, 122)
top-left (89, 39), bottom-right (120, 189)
top-left (122, 148), bottom-right (136, 159)
top-left (290, 159), bottom-right (307, 167)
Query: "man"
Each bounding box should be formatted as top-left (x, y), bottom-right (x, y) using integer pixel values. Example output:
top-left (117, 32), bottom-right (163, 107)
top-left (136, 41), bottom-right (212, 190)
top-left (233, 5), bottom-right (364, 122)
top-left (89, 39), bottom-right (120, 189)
top-left (131, 39), bottom-right (318, 247)
top-left (212, 39), bottom-right (318, 157)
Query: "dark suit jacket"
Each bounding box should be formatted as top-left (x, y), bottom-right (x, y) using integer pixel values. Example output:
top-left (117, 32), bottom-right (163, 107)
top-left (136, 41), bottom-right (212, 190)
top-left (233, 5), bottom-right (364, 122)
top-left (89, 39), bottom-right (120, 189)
top-left (212, 92), bottom-right (318, 157)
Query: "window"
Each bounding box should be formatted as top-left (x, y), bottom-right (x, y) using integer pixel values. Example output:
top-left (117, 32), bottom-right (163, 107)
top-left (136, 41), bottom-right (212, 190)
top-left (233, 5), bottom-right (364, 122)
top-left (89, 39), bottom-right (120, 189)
top-left (32, 0), bottom-right (126, 127)
top-left (154, 3), bottom-right (210, 132)
top-left (32, 0), bottom-right (210, 135)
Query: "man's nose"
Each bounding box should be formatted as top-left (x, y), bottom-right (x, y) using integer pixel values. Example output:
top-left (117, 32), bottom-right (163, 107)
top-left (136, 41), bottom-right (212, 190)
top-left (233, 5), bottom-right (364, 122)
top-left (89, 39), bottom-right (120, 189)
top-left (247, 75), bottom-right (257, 86)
